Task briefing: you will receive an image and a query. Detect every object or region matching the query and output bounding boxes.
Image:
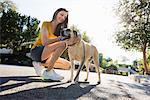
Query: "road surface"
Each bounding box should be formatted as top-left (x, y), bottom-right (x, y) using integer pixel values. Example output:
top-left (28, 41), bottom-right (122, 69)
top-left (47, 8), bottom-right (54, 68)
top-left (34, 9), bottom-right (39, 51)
top-left (0, 64), bottom-right (150, 100)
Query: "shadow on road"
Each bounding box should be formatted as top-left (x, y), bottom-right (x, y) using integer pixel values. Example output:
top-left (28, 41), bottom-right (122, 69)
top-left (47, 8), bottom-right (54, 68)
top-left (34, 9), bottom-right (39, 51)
top-left (0, 76), bottom-right (55, 92)
top-left (1, 76), bottom-right (150, 100)
top-left (0, 76), bottom-right (96, 100)
top-left (109, 80), bottom-right (150, 97)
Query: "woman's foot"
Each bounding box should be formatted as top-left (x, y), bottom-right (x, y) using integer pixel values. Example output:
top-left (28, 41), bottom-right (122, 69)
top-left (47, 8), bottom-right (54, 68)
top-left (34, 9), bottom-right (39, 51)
top-left (32, 61), bottom-right (45, 76)
top-left (41, 69), bottom-right (64, 81)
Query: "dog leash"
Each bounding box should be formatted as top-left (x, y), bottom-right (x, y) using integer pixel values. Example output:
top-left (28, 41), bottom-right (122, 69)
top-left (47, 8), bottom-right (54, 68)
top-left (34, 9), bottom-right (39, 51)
top-left (74, 41), bottom-right (86, 82)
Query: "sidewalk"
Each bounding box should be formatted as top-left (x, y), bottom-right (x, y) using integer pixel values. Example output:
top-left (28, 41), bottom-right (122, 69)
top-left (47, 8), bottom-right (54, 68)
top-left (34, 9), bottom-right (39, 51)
top-left (129, 74), bottom-right (150, 85)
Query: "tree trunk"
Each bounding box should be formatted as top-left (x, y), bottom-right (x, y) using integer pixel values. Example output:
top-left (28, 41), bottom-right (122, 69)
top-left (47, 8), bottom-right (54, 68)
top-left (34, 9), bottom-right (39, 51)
top-left (142, 43), bottom-right (148, 74)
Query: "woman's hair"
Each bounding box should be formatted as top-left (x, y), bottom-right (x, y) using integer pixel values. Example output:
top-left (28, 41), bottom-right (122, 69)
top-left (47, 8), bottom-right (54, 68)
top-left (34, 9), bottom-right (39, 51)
top-left (51, 8), bottom-right (68, 36)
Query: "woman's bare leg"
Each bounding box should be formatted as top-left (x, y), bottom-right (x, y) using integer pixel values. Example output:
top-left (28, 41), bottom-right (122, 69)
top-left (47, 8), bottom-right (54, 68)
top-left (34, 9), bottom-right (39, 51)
top-left (54, 58), bottom-right (71, 70)
top-left (41, 41), bottom-right (66, 71)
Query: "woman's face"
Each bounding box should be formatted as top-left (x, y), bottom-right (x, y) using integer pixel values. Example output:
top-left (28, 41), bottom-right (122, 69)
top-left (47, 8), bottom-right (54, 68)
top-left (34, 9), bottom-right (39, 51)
top-left (56, 11), bottom-right (68, 24)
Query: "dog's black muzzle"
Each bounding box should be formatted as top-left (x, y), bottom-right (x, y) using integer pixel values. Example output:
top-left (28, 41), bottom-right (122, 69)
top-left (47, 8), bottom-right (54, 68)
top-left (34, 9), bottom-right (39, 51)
top-left (60, 28), bottom-right (71, 39)
top-left (60, 28), bottom-right (78, 38)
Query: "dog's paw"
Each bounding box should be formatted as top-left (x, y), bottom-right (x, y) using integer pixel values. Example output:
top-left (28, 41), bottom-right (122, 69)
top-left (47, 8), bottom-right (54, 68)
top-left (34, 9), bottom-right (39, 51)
top-left (74, 80), bottom-right (79, 84)
top-left (97, 81), bottom-right (101, 85)
top-left (67, 80), bottom-right (72, 83)
top-left (84, 79), bottom-right (88, 81)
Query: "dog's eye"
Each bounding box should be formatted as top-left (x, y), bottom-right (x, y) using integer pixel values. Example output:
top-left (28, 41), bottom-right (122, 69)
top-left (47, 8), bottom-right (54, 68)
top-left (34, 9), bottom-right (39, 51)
top-left (66, 29), bottom-right (71, 32)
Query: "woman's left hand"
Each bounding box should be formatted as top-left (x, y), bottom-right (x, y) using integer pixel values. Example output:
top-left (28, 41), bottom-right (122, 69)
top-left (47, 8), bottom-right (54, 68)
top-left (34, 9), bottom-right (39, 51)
top-left (65, 37), bottom-right (80, 46)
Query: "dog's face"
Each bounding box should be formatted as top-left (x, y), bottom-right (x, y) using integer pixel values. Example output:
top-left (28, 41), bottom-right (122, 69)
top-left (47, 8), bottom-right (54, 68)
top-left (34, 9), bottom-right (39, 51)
top-left (60, 28), bottom-right (81, 38)
top-left (70, 30), bottom-right (78, 38)
top-left (60, 28), bottom-right (71, 39)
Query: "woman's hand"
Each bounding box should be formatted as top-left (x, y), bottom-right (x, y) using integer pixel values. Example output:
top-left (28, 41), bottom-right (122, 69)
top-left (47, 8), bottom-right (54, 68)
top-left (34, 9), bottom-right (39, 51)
top-left (65, 37), bottom-right (80, 46)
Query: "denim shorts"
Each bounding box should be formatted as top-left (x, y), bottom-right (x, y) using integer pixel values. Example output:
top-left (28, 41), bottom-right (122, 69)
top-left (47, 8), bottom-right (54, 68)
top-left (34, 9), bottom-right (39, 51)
top-left (30, 46), bottom-right (44, 62)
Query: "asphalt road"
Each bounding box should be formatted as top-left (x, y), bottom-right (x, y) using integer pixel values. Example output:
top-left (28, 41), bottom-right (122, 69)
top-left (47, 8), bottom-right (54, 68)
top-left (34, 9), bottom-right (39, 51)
top-left (0, 64), bottom-right (150, 100)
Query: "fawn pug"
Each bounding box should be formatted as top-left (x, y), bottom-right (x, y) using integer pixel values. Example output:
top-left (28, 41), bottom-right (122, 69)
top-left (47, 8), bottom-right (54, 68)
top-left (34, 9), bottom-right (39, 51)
top-left (64, 28), bottom-right (101, 84)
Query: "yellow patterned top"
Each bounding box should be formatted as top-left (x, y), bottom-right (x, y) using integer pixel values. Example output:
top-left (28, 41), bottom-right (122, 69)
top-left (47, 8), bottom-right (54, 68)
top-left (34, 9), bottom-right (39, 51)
top-left (32, 21), bottom-right (57, 48)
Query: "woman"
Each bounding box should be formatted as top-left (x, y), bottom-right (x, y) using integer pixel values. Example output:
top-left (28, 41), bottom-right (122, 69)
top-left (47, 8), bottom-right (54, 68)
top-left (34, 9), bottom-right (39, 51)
top-left (30, 8), bottom-right (78, 81)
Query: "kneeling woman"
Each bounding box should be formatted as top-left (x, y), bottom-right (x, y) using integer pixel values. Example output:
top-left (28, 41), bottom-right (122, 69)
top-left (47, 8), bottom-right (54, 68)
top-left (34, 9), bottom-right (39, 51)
top-left (30, 8), bottom-right (78, 81)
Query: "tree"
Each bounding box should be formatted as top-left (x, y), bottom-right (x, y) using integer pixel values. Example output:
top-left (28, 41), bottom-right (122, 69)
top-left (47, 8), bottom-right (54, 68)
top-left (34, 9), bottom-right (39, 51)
top-left (115, 0), bottom-right (150, 74)
top-left (147, 48), bottom-right (150, 69)
top-left (134, 59), bottom-right (145, 74)
top-left (70, 25), bottom-right (80, 33)
top-left (82, 32), bottom-right (91, 43)
top-left (70, 25), bottom-right (91, 43)
top-left (101, 58), bottom-right (108, 69)
top-left (99, 53), bottom-right (103, 66)
top-left (0, 0), bottom-right (17, 13)
top-left (1, 9), bottom-right (40, 53)
top-left (133, 60), bottom-right (138, 67)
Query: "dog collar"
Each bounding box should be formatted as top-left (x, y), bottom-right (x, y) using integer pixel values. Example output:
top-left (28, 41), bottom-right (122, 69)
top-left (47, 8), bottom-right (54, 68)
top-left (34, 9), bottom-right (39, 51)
top-left (68, 42), bottom-right (77, 46)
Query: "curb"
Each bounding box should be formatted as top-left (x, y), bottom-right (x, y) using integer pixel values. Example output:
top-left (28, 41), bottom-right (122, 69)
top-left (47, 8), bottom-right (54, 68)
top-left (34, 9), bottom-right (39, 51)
top-left (129, 74), bottom-right (150, 84)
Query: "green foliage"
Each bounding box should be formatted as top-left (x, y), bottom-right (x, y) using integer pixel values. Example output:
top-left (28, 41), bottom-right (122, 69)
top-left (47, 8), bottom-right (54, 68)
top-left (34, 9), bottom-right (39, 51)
top-left (70, 25), bottom-right (91, 43)
top-left (115, 0), bottom-right (150, 74)
top-left (1, 9), bottom-right (40, 53)
top-left (148, 53), bottom-right (150, 64)
top-left (107, 64), bottom-right (118, 70)
top-left (115, 0), bottom-right (150, 51)
top-left (118, 64), bottom-right (128, 68)
top-left (136, 59), bottom-right (145, 74)
top-left (147, 49), bottom-right (150, 68)
top-left (82, 32), bottom-right (91, 43)
top-left (99, 53), bottom-right (103, 66)
top-left (133, 60), bottom-right (138, 67)
top-left (70, 25), bottom-right (80, 33)
top-left (101, 57), bottom-right (113, 69)
top-left (0, 0), bottom-right (17, 13)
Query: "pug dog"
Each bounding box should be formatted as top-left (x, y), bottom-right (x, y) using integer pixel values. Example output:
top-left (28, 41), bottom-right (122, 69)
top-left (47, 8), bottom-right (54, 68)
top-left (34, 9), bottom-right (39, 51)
top-left (64, 28), bottom-right (101, 84)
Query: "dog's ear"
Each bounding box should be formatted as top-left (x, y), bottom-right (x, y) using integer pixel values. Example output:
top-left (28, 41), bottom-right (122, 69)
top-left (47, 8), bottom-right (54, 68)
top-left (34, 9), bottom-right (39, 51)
top-left (73, 30), bottom-right (78, 37)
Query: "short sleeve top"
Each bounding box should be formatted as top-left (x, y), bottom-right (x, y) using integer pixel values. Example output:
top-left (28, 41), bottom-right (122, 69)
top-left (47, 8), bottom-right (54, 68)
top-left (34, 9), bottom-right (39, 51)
top-left (32, 21), bottom-right (57, 48)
